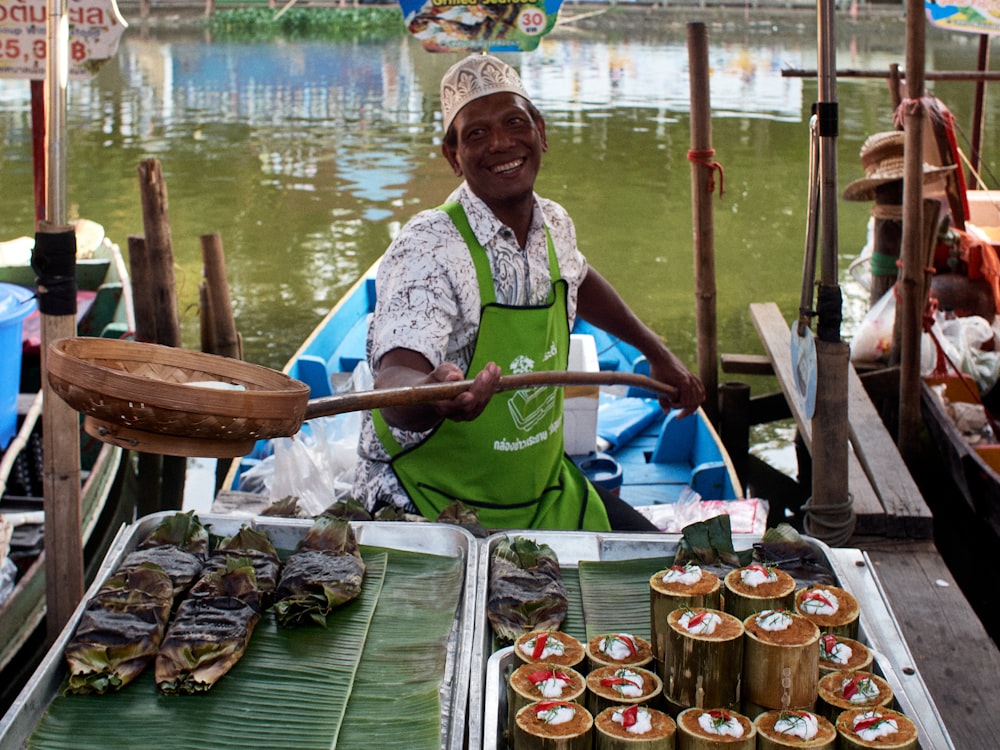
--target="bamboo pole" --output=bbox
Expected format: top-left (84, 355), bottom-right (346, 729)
top-left (39, 0), bottom-right (83, 641)
top-left (898, 0), bottom-right (928, 463)
top-left (968, 35), bottom-right (990, 186)
top-left (200, 233), bottom-right (242, 360)
top-left (687, 22), bottom-right (719, 425)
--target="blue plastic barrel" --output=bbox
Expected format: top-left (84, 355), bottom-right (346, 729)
top-left (0, 283), bottom-right (37, 449)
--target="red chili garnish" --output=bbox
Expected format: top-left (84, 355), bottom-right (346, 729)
top-left (669, 564), bottom-right (687, 573)
top-left (616, 634), bottom-right (637, 655)
top-left (531, 632), bottom-right (549, 660)
top-left (687, 610), bottom-right (707, 627)
top-left (708, 709), bottom-right (729, 719)
top-left (528, 670), bottom-right (571, 686)
top-left (621, 705), bottom-right (639, 728)
top-left (803, 590), bottom-right (834, 609)
top-left (821, 634), bottom-right (839, 656)
top-left (842, 674), bottom-right (864, 700)
top-left (747, 562), bottom-right (769, 575)
top-left (853, 715), bottom-right (885, 733)
top-left (536, 700), bottom-right (574, 714)
top-left (600, 676), bottom-right (640, 690)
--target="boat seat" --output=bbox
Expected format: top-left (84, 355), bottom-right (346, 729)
top-left (295, 355), bottom-right (333, 398)
top-left (336, 315), bottom-right (369, 373)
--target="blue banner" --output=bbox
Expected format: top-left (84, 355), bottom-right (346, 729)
top-left (398, 0), bottom-right (564, 53)
top-left (926, 0), bottom-right (1000, 35)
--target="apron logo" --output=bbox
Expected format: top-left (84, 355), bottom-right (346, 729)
top-left (506, 353), bottom-right (556, 431)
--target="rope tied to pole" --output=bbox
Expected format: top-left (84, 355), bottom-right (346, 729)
top-left (687, 148), bottom-right (725, 197)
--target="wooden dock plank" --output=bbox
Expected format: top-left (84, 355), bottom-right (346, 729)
top-left (749, 302), bottom-right (886, 534)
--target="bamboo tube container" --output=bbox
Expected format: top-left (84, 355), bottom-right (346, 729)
top-left (586, 633), bottom-right (655, 671)
top-left (514, 630), bottom-right (586, 669)
top-left (675, 708), bottom-right (755, 749)
top-left (753, 709), bottom-right (837, 749)
top-left (586, 665), bottom-right (663, 717)
top-left (513, 700), bottom-right (594, 750)
top-left (660, 608), bottom-right (744, 711)
top-left (816, 670), bottom-right (893, 721)
top-left (817, 634), bottom-right (872, 675)
top-left (650, 564), bottom-right (722, 663)
top-left (722, 565), bottom-right (796, 622)
top-left (793, 584), bottom-right (860, 639)
top-left (834, 707), bottom-right (919, 750)
top-left (594, 705), bottom-right (678, 750)
top-left (508, 663), bottom-right (586, 737)
top-left (741, 610), bottom-right (821, 712)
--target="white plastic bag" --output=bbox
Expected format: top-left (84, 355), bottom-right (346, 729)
top-left (850, 288), bottom-right (938, 372)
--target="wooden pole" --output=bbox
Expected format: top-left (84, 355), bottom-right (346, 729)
top-left (135, 159), bottom-right (186, 510)
top-left (687, 22), bottom-right (719, 425)
top-left (200, 233), bottom-right (242, 360)
top-left (38, 0), bottom-right (83, 640)
top-left (968, 35), bottom-right (989, 187)
top-left (898, 0), bottom-right (927, 463)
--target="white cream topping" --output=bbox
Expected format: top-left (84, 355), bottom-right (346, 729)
top-left (698, 711), bottom-right (744, 737)
top-left (799, 588), bottom-right (840, 615)
top-left (756, 609), bottom-right (793, 631)
top-left (535, 675), bottom-right (570, 699)
top-left (607, 669), bottom-right (644, 698)
top-left (600, 634), bottom-right (637, 660)
top-left (740, 564), bottom-right (777, 587)
top-left (852, 710), bottom-right (899, 741)
top-left (774, 711), bottom-right (819, 739)
top-left (662, 563), bottom-right (702, 585)
top-left (843, 675), bottom-right (881, 703)
top-left (536, 704), bottom-right (576, 726)
top-left (613, 707), bottom-right (652, 735)
top-left (820, 638), bottom-right (853, 664)
top-left (678, 609), bottom-right (722, 635)
top-left (520, 636), bottom-right (565, 659)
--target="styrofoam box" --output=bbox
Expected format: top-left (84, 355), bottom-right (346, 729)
top-left (565, 333), bottom-right (599, 456)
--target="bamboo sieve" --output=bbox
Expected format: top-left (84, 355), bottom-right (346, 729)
top-left (46, 337), bottom-right (677, 458)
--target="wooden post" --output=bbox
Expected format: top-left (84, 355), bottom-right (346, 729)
top-left (898, 0), bottom-right (928, 463)
top-left (687, 22), bottom-right (720, 425)
top-left (868, 182), bottom-right (903, 308)
top-left (135, 159), bottom-right (186, 511)
top-left (719, 381), bottom-right (749, 494)
top-left (200, 233), bottom-right (242, 360)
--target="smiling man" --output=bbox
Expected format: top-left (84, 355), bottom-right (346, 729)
top-left (353, 53), bottom-right (704, 530)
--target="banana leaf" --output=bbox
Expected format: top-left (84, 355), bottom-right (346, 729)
top-left (487, 537), bottom-right (568, 642)
top-left (31, 553), bottom-right (389, 749)
top-left (202, 526), bottom-right (282, 605)
top-left (63, 564), bottom-right (174, 695)
top-left (137, 510), bottom-right (210, 556)
top-left (577, 557), bottom-right (672, 641)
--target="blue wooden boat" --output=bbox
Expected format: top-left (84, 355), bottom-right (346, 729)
top-left (222, 258), bottom-right (745, 527)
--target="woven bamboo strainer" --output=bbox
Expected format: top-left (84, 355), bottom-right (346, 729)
top-left (47, 337), bottom-right (678, 458)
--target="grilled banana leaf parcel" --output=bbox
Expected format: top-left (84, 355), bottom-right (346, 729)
top-left (274, 515), bottom-right (365, 627)
top-left (155, 558), bottom-right (262, 695)
top-left (487, 536), bottom-right (568, 642)
top-left (64, 564), bottom-right (174, 695)
top-left (201, 526), bottom-right (281, 607)
top-left (119, 510), bottom-right (210, 598)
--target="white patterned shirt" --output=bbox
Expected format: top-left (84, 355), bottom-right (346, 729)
top-left (353, 183), bottom-right (589, 514)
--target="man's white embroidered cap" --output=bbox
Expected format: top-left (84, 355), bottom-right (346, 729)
top-left (440, 53), bottom-right (531, 134)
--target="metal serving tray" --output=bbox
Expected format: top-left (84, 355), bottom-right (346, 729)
top-left (0, 513), bottom-right (478, 750)
top-left (468, 531), bottom-right (954, 750)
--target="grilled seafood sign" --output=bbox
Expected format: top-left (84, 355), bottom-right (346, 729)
top-left (0, 0), bottom-right (127, 80)
top-left (399, 0), bottom-right (563, 52)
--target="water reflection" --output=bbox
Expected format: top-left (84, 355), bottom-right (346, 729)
top-left (0, 14), bottom-right (996, 383)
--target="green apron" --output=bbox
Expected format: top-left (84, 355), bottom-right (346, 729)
top-left (372, 201), bottom-right (611, 531)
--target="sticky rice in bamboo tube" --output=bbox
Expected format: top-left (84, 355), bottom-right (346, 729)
top-left (741, 610), bottom-right (820, 714)
top-left (586, 665), bottom-right (663, 717)
top-left (508, 663), bottom-right (586, 737)
top-left (675, 708), bottom-right (756, 749)
top-left (793, 584), bottom-right (860, 640)
top-left (816, 670), bottom-right (893, 721)
top-left (659, 608), bottom-right (743, 712)
top-left (586, 633), bottom-right (654, 671)
top-left (649, 563), bottom-right (721, 663)
top-left (753, 709), bottom-right (837, 750)
top-left (594, 705), bottom-right (677, 750)
top-left (834, 707), bottom-right (918, 750)
top-left (722, 564), bottom-right (795, 622)
top-left (817, 634), bottom-right (872, 675)
top-left (514, 699), bottom-right (594, 750)
top-left (514, 630), bottom-right (586, 669)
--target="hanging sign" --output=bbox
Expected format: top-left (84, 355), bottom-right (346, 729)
top-left (399, 0), bottom-right (563, 53)
top-left (925, 0), bottom-right (1000, 35)
top-left (0, 0), bottom-right (127, 80)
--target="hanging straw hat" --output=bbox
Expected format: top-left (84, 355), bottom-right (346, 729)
top-left (842, 130), bottom-right (956, 202)
top-left (440, 53), bottom-right (532, 134)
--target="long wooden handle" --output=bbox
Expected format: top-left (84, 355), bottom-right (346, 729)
top-left (301, 370), bottom-right (677, 421)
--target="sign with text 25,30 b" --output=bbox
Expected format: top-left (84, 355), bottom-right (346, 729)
top-left (398, 0), bottom-right (564, 53)
top-left (0, 0), bottom-right (127, 80)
